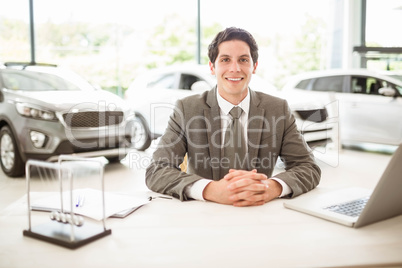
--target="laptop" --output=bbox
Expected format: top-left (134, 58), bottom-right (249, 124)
top-left (283, 144), bottom-right (402, 228)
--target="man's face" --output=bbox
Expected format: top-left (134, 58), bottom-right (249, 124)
top-left (209, 40), bottom-right (258, 104)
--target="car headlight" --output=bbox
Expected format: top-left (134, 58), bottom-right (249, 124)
top-left (16, 103), bottom-right (57, 121)
top-left (296, 108), bottom-right (328, 123)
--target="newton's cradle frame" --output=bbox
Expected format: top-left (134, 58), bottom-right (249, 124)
top-left (23, 155), bottom-right (111, 249)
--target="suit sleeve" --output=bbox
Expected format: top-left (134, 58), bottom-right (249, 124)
top-left (273, 100), bottom-right (321, 197)
top-left (145, 99), bottom-right (204, 201)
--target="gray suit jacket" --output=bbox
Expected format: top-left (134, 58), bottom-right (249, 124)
top-left (146, 87), bottom-right (321, 201)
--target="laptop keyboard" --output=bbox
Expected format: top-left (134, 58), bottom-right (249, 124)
top-left (323, 196), bottom-right (370, 217)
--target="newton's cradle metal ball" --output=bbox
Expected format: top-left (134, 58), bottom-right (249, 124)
top-left (49, 211), bottom-right (84, 226)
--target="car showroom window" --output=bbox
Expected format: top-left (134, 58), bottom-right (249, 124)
top-left (312, 76), bottom-right (343, 92)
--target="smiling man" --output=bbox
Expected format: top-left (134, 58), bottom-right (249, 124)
top-left (210, 39), bottom-right (256, 105)
top-left (146, 27), bottom-right (321, 207)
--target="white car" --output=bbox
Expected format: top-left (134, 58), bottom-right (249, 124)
top-left (125, 64), bottom-right (331, 151)
top-left (282, 69), bottom-right (402, 146)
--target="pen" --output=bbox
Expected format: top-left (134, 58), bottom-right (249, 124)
top-left (148, 196), bottom-right (173, 201)
top-left (75, 194), bottom-right (85, 207)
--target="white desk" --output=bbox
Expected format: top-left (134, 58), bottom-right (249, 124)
top-left (1, 149), bottom-right (401, 268)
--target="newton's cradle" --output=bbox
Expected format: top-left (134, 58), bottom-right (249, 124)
top-left (23, 155), bottom-right (111, 249)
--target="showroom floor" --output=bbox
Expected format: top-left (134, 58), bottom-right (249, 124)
top-left (0, 143), bottom-right (396, 212)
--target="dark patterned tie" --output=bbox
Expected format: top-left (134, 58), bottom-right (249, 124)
top-left (222, 106), bottom-right (246, 174)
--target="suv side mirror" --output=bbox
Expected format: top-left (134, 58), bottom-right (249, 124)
top-left (191, 81), bottom-right (211, 92)
top-left (378, 87), bottom-right (396, 97)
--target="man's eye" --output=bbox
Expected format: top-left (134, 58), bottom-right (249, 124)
top-left (221, 58), bottom-right (230, 62)
top-left (240, 58), bottom-right (249, 63)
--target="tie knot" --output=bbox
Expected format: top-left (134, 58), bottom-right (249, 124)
top-left (229, 106), bottom-right (243, 119)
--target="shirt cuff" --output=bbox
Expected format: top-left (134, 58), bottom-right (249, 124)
top-left (184, 179), bottom-right (212, 201)
top-left (270, 177), bottom-right (292, 197)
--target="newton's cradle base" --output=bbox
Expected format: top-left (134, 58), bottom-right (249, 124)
top-left (23, 220), bottom-right (111, 249)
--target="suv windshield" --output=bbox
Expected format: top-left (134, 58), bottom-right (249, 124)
top-left (1, 69), bottom-right (88, 91)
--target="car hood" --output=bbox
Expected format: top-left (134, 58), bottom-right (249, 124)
top-left (7, 90), bottom-right (129, 112)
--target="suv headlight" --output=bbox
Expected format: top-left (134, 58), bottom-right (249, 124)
top-left (16, 103), bottom-right (57, 121)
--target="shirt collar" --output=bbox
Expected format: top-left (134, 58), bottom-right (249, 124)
top-left (216, 89), bottom-right (250, 116)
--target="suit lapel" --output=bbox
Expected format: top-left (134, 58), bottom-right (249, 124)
top-left (247, 90), bottom-right (265, 165)
top-left (205, 87), bottom-right (222, 180)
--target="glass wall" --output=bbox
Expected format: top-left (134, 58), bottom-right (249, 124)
top-left (0, 0), bottom-right (400, 94)
top-left (365, 0), bottom-right (402, 71)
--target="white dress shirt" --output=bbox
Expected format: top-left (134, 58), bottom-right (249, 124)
top-left (185, 89), bottom-right (292, 201)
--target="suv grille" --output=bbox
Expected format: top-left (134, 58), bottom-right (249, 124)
top-left (62, 111), bottom-right (124, 128)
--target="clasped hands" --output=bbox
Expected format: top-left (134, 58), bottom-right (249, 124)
top-left (203, 169), bottom-right (282, 207)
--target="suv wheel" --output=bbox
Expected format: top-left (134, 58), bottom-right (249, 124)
top-left (131, 116), bottom-right (151, 151)
top-left (0, 126), bottom-right (25, 177)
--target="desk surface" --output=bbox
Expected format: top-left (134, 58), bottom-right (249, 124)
top-left (1, 148), bottom-right (401, 268)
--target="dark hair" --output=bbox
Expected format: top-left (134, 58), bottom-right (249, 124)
top-left (208, 27), bottom-right (259, 65)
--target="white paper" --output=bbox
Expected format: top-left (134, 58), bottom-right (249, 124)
top-left (30, 188), bottom-right (150, 221)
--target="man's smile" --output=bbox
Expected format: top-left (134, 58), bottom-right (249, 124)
top-left (226, 77), bottom-right (243, 81)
